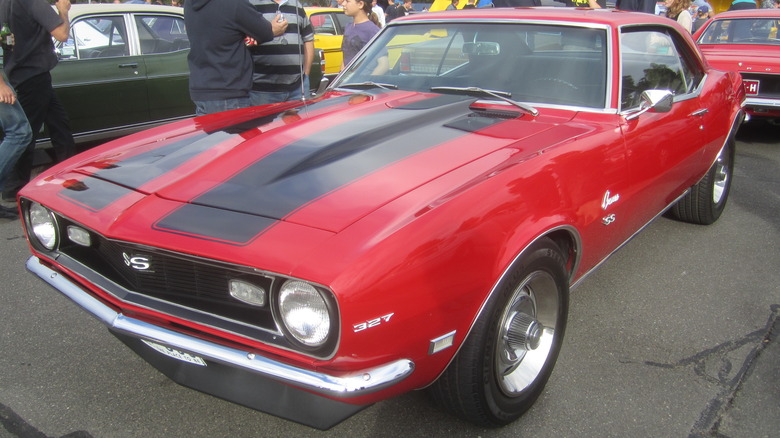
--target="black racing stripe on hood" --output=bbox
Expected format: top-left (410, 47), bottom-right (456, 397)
top-left (56, 175), bottom-right (136, 213)
top-left (56, 99), bottom-right (361, 211)
top-left (153, 94), bottom-right (505, 245)
top-left (150, 203), bottom-right (278, 245)
top-left (209, 93), bottom-right (361, 135)
top-left (58, 131), bottom-right (218, 210)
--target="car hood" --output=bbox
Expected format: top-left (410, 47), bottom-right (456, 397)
top-left (700, 46), bottom-right (779, 73)
top-left (41, 90), bottom-right (578, 244)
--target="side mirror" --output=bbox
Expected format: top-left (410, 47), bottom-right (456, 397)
top-left (315, 77), bottom-right (330, 96)
top-left (625, 90), bottom-right (674, 121)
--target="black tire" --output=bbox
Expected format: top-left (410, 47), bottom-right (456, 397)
top-left (668, 138), bottom-right (734, 225)
top-left (429, 238), bottom-right (569, 427)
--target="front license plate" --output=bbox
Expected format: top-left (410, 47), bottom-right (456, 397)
top-left (142, 340), bottom-right (207, 366)
top-left (743, 79), bottom-right (760, 96)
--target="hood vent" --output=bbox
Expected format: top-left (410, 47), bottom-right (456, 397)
top-left (469, 109), bottom-right (522, 120)
top-left (468, 101), bottom-right (524, 120)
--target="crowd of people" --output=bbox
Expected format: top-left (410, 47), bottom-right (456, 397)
top-left (0, 0), bottom-right (777, 220)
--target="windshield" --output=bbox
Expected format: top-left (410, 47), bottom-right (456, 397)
top-left (698, 18), bottom-right (780, 45)
top-left (333, 22), bottom-right (609, 109)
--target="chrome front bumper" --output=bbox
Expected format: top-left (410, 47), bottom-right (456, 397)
top-left (27, 255), bottom-right (414, 428)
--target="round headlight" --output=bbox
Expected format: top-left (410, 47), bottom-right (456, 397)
top-left (29, 202), bottom-right (58, 250)
top-left (277, 280), bottom-right (331, 347)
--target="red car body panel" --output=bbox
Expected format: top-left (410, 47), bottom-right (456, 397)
top-left (694, 9), bottom-right (780, 119)
top-left (19, 8), bottom-right (745, 429)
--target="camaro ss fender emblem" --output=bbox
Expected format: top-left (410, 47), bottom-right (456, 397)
top-left (601, 190), bottom-right (620, 210)
top-left (353, 313), bottom-right (394, 332)
top-left (123, 252), bottom-right (152, 271)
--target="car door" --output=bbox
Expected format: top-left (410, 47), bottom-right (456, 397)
top-left (309, 10), bottom-right (352, 76)
top-left (52, 13), bottom-right (150, 140)
top-left (618, 26), bottom-right (713, 231)
top-left (133, 13), bottom-right (194, 121)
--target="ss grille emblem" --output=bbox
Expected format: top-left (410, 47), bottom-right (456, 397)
top-left (123, 252), bottom-right (152, 271)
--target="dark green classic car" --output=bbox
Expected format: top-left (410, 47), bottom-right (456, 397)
top-left (50, 4), bottom-right (193, 145)
top-left (46, 4), bottom-right (322, 146)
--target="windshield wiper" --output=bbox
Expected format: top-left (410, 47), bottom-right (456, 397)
top-left (337, 81), bottom-right (399, 91)
top-left (430, 86), bottom-right (539, 116)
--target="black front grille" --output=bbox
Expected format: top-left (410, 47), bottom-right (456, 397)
top-left (56, 216), bottom-right (278, 332)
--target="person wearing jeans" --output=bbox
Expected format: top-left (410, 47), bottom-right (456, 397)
top-left (0, 75), bottom-right (32, 219)
top-left (185, 0), bottom-right (287, 115)
top-left (247, 0), bottom-right (314, 106)
top-left (1, 0), bottom-right (76, 201)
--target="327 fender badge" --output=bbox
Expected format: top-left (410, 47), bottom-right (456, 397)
top-left (353, 313), bottom-right (394, 332)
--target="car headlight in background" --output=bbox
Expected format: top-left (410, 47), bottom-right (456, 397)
top-left (28, 202), bottom-right (58, 250)
top-left (277, 280), bottom-right (332, 347)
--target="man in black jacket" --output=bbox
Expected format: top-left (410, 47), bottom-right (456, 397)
top-left (185, 0), bottom-right (287, 115)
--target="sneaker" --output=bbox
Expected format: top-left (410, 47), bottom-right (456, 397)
top-left (0, 205), bottom-right (19, 219)
top-left (2, 191), bottom-right (18, 203)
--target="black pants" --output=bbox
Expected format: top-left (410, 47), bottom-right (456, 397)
top-left (4, 72), bottom-right (75, 195)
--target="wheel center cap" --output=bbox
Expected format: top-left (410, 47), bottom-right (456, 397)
top-left (507, 313), bottom-right (542, 351)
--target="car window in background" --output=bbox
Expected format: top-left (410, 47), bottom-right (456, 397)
top-left (135, 15), bottom-right (190, 54)
top-left (334, 12), bottom-right (352, 32)
top-left (620, 28), bottom-right (704, 110)
top-left (310, 11), bottom-right (353, 36)
top-left (311, 13), bottom-right (336, 35)
top-left (698, 18), bottom-right (780, 44)
top-left (65, 16), bottom-right (128, 59)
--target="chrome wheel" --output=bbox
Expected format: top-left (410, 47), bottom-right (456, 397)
top-left (495, 270), bottom-right (559, 397)
top-left (712, 148), bottom-right (730, 205)
top-left (429, 237), bottom-right (568, 426)
top-left (667, 137), bottom-right (734, 225)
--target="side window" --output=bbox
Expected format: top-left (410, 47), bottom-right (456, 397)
top-left (311, 13), bottom-right (336, 35)
top-left (334, 13), bottom-right (353, 35)
top-left (66, 16), bottom-right (128, 59)
top-left (620, 28), bottom-right (704, 110)
top-left (136, 15), bottom-right (189, 54)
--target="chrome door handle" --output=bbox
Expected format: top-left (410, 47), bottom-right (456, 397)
top-left (690, 108), bottom-right (709, 117)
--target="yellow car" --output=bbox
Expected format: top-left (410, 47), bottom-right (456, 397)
top-left (306, 7), bottom-right (352, 79)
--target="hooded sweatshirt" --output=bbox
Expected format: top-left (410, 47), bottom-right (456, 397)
top-left (185, 0), bottom-right (275, 101)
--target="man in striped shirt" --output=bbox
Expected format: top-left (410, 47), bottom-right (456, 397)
top-left (248, 0), bottom-right (314, 105)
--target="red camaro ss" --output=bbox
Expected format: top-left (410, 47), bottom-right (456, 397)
top-left (19, 8), bottom-right (744, 430)
top-left (694, 8), bottom-right (780, 121)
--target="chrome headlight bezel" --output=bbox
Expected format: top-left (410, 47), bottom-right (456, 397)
top-left (273, 279), bottom-right (339, 352)
top-left (26, 201), bottom-right (59, 251)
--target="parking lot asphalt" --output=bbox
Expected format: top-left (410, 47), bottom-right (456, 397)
top-left (695, 121), bottom-right (779, 438)
top-left (713, 306), bottom-right (778, 438)
top-left (0, 120), bottom-right (778, 438)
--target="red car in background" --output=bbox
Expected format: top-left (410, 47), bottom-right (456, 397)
top-left (20, 9), bottom-right (744, 430)
top-left (695, 8), bottom-right (780, 121)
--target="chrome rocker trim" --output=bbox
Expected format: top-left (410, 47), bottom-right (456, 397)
top-left (27, 255), bottom-right (413, 401)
